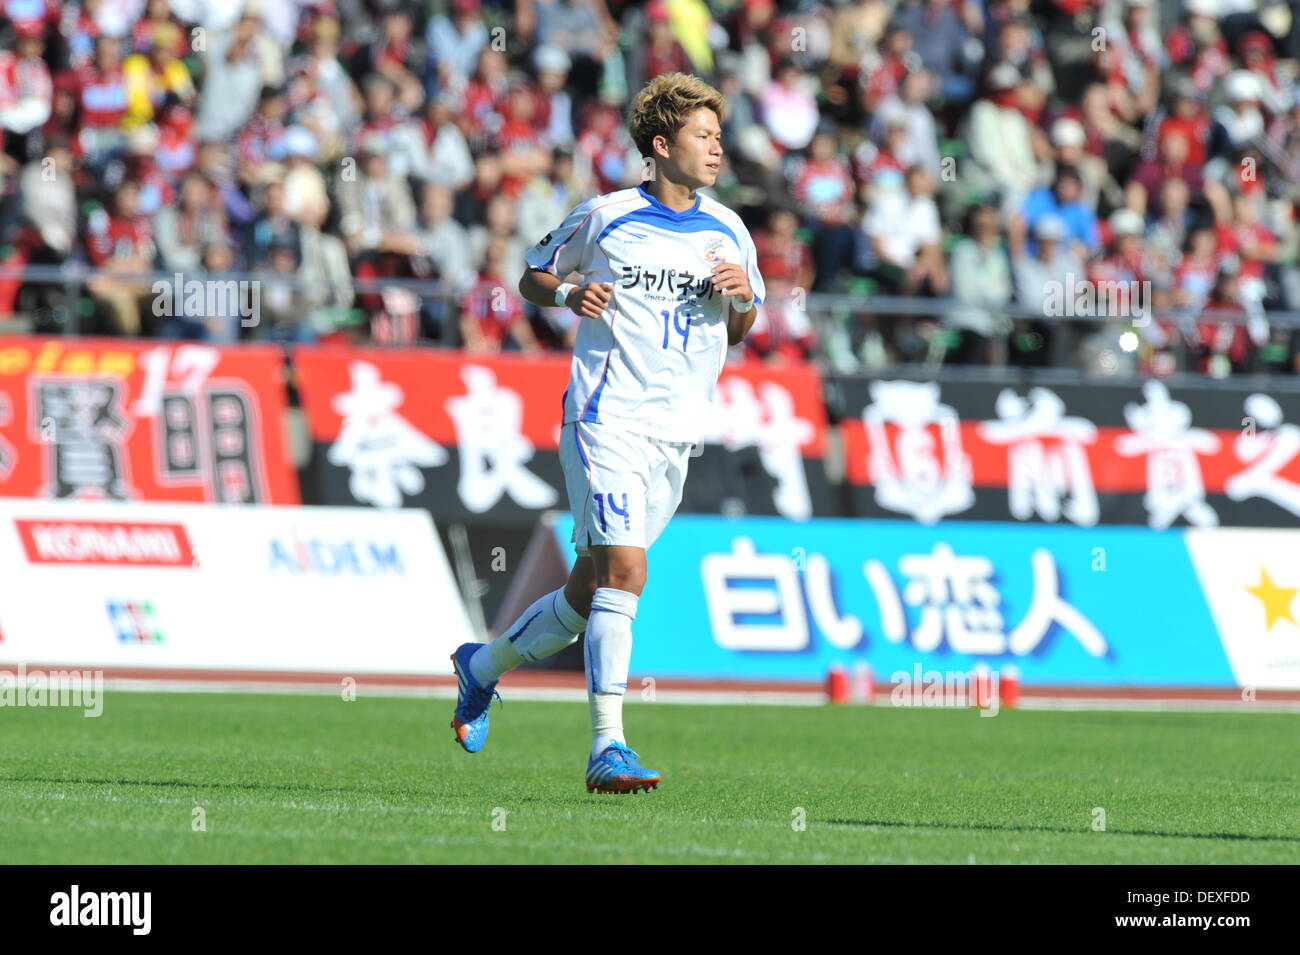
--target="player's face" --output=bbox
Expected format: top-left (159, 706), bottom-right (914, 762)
top-left (668, 109), bottom-right (723, 189)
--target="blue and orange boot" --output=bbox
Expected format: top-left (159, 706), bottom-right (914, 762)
top-left (450, 643), bottom-right (501, 753)
top-left (585, 741), bottom-right (660, 794)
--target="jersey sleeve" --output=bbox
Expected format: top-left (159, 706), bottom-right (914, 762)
top-left (523, 197), bottom-right (599, 279)
top-left (740, 224), bottom-right (766, 305)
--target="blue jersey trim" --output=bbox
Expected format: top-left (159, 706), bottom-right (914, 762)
top-left (574, 423), bottom-right (591, 470)
top-left (581, 361), bottom-right (611, 422)
top-left (596, 205), bottom-right (740, 250)
top-left (635, 182), bottom-right (701, 217)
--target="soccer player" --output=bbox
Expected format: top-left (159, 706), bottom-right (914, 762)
top-left (448, 72), bottom-right (766, 793)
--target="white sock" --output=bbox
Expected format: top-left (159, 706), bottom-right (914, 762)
top-left (590, 694), bottom-right (623, 760)
top-left (584, 587), bottom-right (637, 759)
top-left (469, 587), bottom-right (587, 686)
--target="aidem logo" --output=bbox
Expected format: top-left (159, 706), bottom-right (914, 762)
top-left (50, 886), bottom-right (151, 935)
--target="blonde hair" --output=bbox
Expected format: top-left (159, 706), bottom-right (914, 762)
top-left (627, 72), bottom-right (727, 159)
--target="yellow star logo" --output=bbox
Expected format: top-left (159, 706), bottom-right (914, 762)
top-left (1244, 567), bottom-right (1298, 631)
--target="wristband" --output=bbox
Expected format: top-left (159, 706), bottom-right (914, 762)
top-left (732, 295), bottom-right (755, 313)
top-left (554, 282), bottom-right (577, 308)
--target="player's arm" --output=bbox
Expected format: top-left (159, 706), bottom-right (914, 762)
top-left (711, 261), bottom-right (758, 346)
top-left (518, 267), bottom-right (613, 319)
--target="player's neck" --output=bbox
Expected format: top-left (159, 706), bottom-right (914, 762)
top-left (642, 176), bottom-right (697, 213)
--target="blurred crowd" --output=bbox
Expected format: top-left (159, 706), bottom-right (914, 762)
top-left (3, 0), bottom-right (1300, 376)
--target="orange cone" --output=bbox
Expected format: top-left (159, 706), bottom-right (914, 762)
top-left (826, 663), bottom-right (849, 704)
top-left (1001, 664), bottom-right (1020, 709)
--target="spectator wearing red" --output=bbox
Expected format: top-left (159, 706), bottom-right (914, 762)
top-left (463, 47), bottom-right (510, 154)
top-left (576, 101), bottom-right (633, 194)
top-left (461, 236), bottom-right (541, 354)
top-left (85, 179), bottom-right (155, 335)
top-left (754, 208), bottom-right (814, 291)
top-left (0, 20), bottom-right (54, 162)
top-left (1173, 226), bottom-right (1220, 309)
top-left (1128, 128), bottom-right (1204, 211)
top-left (643, 0), bottom-right (689, 80)
top-left (859, 24), bottom-right (911, 114)
top-left (496, 80), bottom-right (549, 197)
top-left (793, 126), bottom-right (857, 292)
top-left (1088, 207), bottom-right (1149, 317)
top-left (1214, 191), bottom-right (1277, 294)
top-left (62, 0), bottom-right (101, 71)
top-left (1236, 29), bottom-right (1286, 117)
top-left (236, 84), bottom-right (288, 185)
top-left (743, 277), bottom-right (817, 366)
top-left (130, 0), bottom-right (176, 54)
top-left (1, 0), bottom-right (60, 37)
top-left (1165, 0), bottom-right (1230, 95)
top-left (1158, 80), bottom-right (1212, 169)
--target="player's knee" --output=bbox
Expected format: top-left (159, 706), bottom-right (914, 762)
top-left (598, 561), bottom-right (646, 596)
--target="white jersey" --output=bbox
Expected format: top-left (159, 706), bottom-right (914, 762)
top-left (523, 184), bottom-right (766, 445)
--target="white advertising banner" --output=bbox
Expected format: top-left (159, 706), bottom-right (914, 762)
top-left (1183, 527), bottom-right (1300, 690)
top-left (0, 498), bottom-right (472, 674)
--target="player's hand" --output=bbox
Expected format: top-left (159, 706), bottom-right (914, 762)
top-left (566, 282), bottom-right (614, 319)
top-left (710, 262), bottom-right (753, 304)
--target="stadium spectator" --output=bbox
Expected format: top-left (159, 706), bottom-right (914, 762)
top-left (154, 170), bottom-right (228, 272)
top-left (754, 207), bottom-right (814, 293)
top-left (294, 190), bottom-right (355, 341)
top-left (417, 90), bottom-right (475, 189)
top-left (792, 124), bottom-right (857, 292)
top-left (426, 0), bottom-right (489, 95)
top-left (0, 20), bottom-right (54, 166)
top-left (1012, 165), bottom-right (1100, 260)
top-left (743, 278), bottom-right (817, 365)
top-left (862, 164), bottom-right (947, 297)
top-left (253, 237), bottom-right (313, 343)
top-left (947, 203), bottom-right (1013, 363)
top-left (335, 135), bottom-right (417, 259)
top-left (895, 0), bottom-right (977, 107)
top-left (1015, 213), bottom-right (1085, 318)
top-left (84, 178), bottom-right (154, 335)
top-left (760, 58), bottom-right (819, 153)
top-left (122, 20), bottom-right (194, 128)
top-left (461, 235), bottom-right (541, 354)
top-left (965, 62), bottom-right (1048, 214)
top-left (0, 0), bottom-right (1294, 379)
top-left (533, 45), bottom-right (575, 148)
top-left (194, 5), bottom-right (281, 144)
top-left (68, 34), bottom-right (129, 177)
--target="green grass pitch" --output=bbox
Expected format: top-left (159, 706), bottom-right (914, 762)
top-left (1, 691), bottom-right (1297, 863)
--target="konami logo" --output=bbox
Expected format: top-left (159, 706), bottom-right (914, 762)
top-left (15, 519), bottom-right (198, 567)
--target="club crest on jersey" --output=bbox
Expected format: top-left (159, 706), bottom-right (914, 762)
top-left (703, 238), bottom-right (725, 264)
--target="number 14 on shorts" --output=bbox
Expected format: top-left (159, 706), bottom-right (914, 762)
top-left (594, 492), bottom-right (631, 532)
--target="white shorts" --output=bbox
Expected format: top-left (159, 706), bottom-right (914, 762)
top-left (558, 420), bottom-right (693, 556)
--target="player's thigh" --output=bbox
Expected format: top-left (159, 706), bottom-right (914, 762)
top-left (643, 439), bottom-right (693, 551)
top-left (560, 421), bottom-right (653, 553)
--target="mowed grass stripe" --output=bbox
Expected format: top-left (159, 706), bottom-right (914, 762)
top-left (0, 693), bottom-right (1296, 864)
